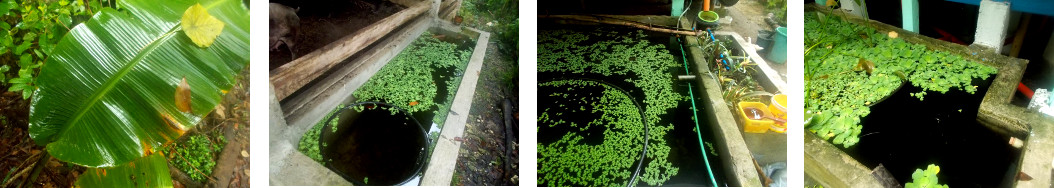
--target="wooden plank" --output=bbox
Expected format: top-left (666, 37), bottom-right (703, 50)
top-left (390, 0), bottom-right (422, 7)
top-left (270, 0), bottom-right (431, 100)
top-left (539, 15), bottom-right (701, 36)
top-left (281, 16), bottom-right (433, 130)
top-left (439, 0), bottom-right (460, 22)
top-left (440, 0), bottom-right (457, 10)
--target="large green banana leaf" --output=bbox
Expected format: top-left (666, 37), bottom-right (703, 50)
top-left (28, 0), bottom-right (248, 168)
top-left (74, 154), bottom-right (173, 187)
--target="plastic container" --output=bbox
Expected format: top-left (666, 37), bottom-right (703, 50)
top-left (697, 11), bottom-right (720, 28)
top-left (769, 94), bottom-right (787, 120)
top-left (737, 102), bottom-right (774, 133)
top-left (768, 94), bottom-right (787, 133)
top-left (767, 27), bottom-right (787, 64)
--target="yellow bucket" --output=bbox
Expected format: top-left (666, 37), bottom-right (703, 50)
top-left (768, 94), bottom-right (787, 133)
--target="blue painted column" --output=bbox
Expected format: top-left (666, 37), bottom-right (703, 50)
top-left (902, 0), bottom-right (919, 32)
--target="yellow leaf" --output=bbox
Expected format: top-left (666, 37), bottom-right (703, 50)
top-left (181, 3), bottom-right (224, 48)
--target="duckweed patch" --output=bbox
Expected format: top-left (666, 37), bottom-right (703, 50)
top-left (538, 80), bottom-right (648, 186)
top-left (353, 31), bottom-right (472, 115)
top-left (538, 29), bottom-right (685, 186)
top-left (298, 104), bottom-right (343, 163)
top-left (804, 12), bottom-right (997, 147)
top-left (167, 133), bottom-right (226, 183)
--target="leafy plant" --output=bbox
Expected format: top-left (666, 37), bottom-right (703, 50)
top-left (905, 164), bottom-right (948, 188)
top-left (167, 133), bottom-right (226, 182)
top-left (803, 11), bottom-right (996, 147)
top-left (457, 0), bottom-right (517, 56)
top-left (765, 0), bottom-right (787, 26)
top-left (697, 32), bottom-right (770, 109)
top-left (75, 154), bottom-right (173, 187)
top-left (0, 0), bottom-right (107, 99)
top-left (26, 0), bottom-right (248, 186)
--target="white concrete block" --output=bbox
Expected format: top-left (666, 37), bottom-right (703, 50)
top-left (973, 0), bottom-right (1011, 51)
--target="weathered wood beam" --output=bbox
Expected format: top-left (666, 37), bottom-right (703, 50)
top-left (270, 0), bottom-right (430, 100)
top-left (539, 15), bottom-right (702, 36)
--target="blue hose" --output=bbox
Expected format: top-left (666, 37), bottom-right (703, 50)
top-left (708, 29), bottom-right (731, 71)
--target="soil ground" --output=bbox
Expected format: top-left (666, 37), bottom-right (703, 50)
top-left (268, 0), bottom-right (404, 70)
top-left (450, 32), bottom-right (520, 186)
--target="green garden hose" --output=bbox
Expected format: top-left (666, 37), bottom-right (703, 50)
top-left (678, 37), bottom-right (719, 186)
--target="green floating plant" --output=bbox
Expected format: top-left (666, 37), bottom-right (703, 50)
top-left (905, 164), bottom-right (948, 188)
top-left (298, 104), bottom-right (344, 163)
top-left (537, 80), bottom-right (649, 187)
top-left (353, 32), bottom-right (472, 115)
top-left (538, 29), bottom-right (684, 186)
top-left (804, 12), bottom-right (997, 148)
top-left (168, 133), bottom-right (226, 183)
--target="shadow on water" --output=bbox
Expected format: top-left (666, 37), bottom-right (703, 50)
top-left (840, 77), bottom-right (1020, 187)
top-left (320, 103), bottom-right (427, 185)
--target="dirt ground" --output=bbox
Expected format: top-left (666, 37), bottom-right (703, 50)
top-left (268, 0), bottom-right (404, 70)
top-left (722, 0), bottom-right (787, 84)
top-left (450, 37), bottom-right (520, 186)
top-left (169, 68), bottom-right (252, 188)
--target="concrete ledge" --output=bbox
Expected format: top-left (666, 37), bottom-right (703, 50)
top-left (712, 31), bottom-right (786, 94)
top-left (684, 26), bottom-right (763, 187)
top-left (421, 25), bottom-right (491, 186)
top-left (804, 133), bottom-right (883, 188)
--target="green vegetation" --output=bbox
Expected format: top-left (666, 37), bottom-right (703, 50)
top-left (538, 29), bottom-right (684, 186)
top-left (765, 0), bottom-right (787, 26)
top-left (0, 0), bottom-right (107, 99)
top-left (167, 133), bottom-right (227, 183)
top-left (22, 0), bottom-right (248, 186)
top-left (353, 32), bottom-right (471, 115)
top-left (697, 32), bottom-right (771, 109)
top-left (905, 164), bottom-right (948, 188)
top-left (458, 0), bottom-right (517, 56)
top-left (804, 12), bottom-right (997, 147)
top-left (537, 80), bottom-right (651, 186)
